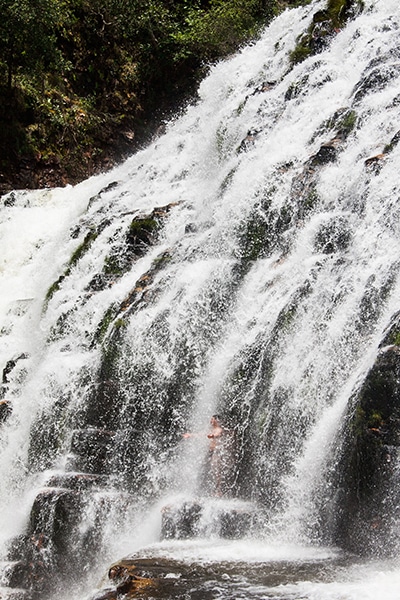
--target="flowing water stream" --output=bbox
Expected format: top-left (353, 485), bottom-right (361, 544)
top-left (1, 0), bottom-right (400, 598)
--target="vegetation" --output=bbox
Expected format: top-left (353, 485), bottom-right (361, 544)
top-left (289, 0), bottom-right (364, 66)
top-left (0, 0), bottom-right (364, 191)
top-left (0, 0), bottom-right (282, 192)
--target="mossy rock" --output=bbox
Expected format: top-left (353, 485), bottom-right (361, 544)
top-left (101, 203), bottom-right (177, 282)
top-left (353, 64), bottom-right (400, 104)
top-left (383, 130), bottom-right (400, 155)
top-left (311, 108), bottom-right (357, 143)
top-left (127, 217), bottom-right (160, 247)
top-left (285, 74), bottom-right (310, 101)
top-left (289, 0), bottom-right (364, 67)
top-left (44, 227), bottom-right (99, 309)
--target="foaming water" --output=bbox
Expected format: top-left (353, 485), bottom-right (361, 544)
top-left (85, 538), bottom-right (400, 600)
top-left (1, 0), bottom-right (400, 598)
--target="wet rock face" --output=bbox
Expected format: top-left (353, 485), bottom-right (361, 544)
top-left (3, 533), bottom-right (57, 596)
top-left (2, 450), bottom-right (119, 597)
top-left (333, 316), bottom-right (400, 556)
top-left (289, 0), bottom-right (364, 66)
top-left (314, 216), bottom-right (352, 255)
top-left (1, 353), bottom-right (29, 399)
top-left (67, 428), bottom-right (116, 474)
top-left (30, 489), bottom-right (82, 544)
top-left (352, 63), bottom-right (400, 104)
top-left (85, 202), bottom-right (178, 294)
top-left (0, 398), bottom-right (12, 422)
top-left (161, 500), bottom-right (256, 540)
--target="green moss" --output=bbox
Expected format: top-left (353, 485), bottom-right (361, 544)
top-left (69, 228), bottom-right (98, 267)
top-left (43, 227), bottom-right (98, 310)
top-left (285, 75), bottom-right (310, 101)
top-left (219, 167), bottom-right (237, 195)
top-left (368, 411), bottom-right (383, 428)
top-left (289, 35), bottom-right (312, 65)
top-left (153, 252), bottom-right (172, 265)
top-left (331, 108), bottom-right (357, 135)
top-left (93, 304), bottom-right (119, 345)
top-left (114, 318), bottom-right (127, 329)
top-left (383, 131), bottom-right (400, 155)
top-left (326, 0), bottom-right (347, 26)
top-left (289, 1), bottom-right (364, 68)
top-left (102, 217), bottom-right (161, 277)
top-left (326, 0), bottom-right (364, 28)
top-left (45, 276), bottom-right (65, 306)
top-left (129, 217), bottom-right (159, 237)
top-left (339, 112), bottom-right (357, 135)
top-left (352, 405), bottom-right (366, 436)
top-left (351, 404), bottom-right (383, 443)
top-left (235, 99), bottom-right (247, 115)
top-left (103, 255), bottom-right (125, 276)
top-left (387, 330), bottom-right (400, 347)
top-left (384, 143), bottom-right (394, 154)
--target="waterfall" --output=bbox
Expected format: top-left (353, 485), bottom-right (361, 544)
top-left (2, 0), bottom-right (400, 598)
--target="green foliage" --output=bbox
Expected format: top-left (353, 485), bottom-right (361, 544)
top-left (173, 0), bottom-right (274, 62)
top-left (0, 0), bottom-right (283, 187)
top-left (0, 0), bottom-right (70, 88)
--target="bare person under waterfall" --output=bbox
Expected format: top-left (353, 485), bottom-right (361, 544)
top-left (183, 415), bottom-right (235, 497)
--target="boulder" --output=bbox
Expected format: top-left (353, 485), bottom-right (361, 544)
top-left (161, 499), bottom-right (256, 540)
top-left (29, 488), bottom-right (82, 558)
top-left (161, 501), bottom-right (202, 539)
top-left (88, 557), bottom-right (193, 600)
top-left (89, 560), bottom-right (166, 600)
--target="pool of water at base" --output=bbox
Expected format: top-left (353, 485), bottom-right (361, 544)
top-left (84, 539), bottom-right (400, 600)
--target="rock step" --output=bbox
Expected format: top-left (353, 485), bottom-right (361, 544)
top-left (29, 488), bottom-right (82, 539)
top-left (161, 500), bottom-right (257, 540)
top-left (4, 482), bottom-right (133, 597)
top-left (1, 431), bottom-right (119, 599)
top-left (43, 472), bottom-right (108, 491)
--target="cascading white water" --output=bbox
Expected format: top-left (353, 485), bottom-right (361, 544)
top-left (1, 0), bottom-right (400, 598)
